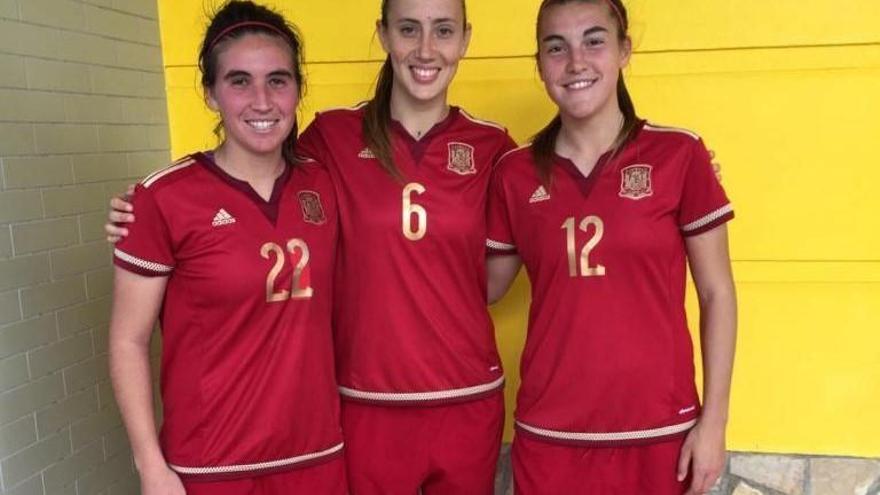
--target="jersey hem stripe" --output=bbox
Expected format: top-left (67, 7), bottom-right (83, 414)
top-left (487, 239), bottom-right (516, 251)
top-left (168, 442), bottom-right (344, 478)
top-left (114, 248), bottom-right (173, 274)
top-left (681, 204), bottom-right (734, 233)
top-left (515, 418), bottom-right (697, 445)
top-left (338, 376), bottom-right (504, 404)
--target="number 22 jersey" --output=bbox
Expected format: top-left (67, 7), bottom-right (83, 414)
top-left (113, 153), bottom-right (343, 480)
top-left (487, 122), bottom-right (734, 446)
top-left (297, 105), bottom-right (517, 405)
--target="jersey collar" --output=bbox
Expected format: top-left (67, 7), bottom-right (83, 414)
top-left (389, 106), bottom-right (461, 165)
top-left (193, 151), bottom-right (292, 226)
top-left (554, 119), bottom-right (646, 198)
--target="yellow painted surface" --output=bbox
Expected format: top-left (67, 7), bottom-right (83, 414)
top-left (157, 0), bottom-right (880, 457)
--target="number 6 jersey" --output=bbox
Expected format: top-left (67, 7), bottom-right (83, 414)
top-left (487, 121), bottom-right (734, 446)
top-left (297, 105), bottom-right (516, 405)
top-left (113, 153), bottom-right (343, 480)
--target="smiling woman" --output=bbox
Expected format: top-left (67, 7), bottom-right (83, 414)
top-left (485, 1), bottom-right (737, 494)
top-left (107, 2), bottom-right (347, 494)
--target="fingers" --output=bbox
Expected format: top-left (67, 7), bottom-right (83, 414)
top-left (125, 183), bottom-right (135, 198)
top-left (109, 211), bottom-right (134, 224)
top-left (687, 462), bottom-right (723, 494)
top-left (104, 224), bottom-right (128, 244)
top-left (677, 438), bottom-right (693, 482)
top-left (110, 196), bottom-right (133, 213)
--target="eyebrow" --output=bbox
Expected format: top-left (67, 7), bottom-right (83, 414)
top-left (541, 26), bottom-right (609, 43)
top-left (397, 17), bottom-right (458, 25)
top-left (222, 69), bottom-right (294, 80)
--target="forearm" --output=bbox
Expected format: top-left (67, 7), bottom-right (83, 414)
top-left (110, 337), bottom-right (166, 473)
top-left (487, 254), bottom-right (522, 305)
top-left (697, 286), bottom-right (737, 426)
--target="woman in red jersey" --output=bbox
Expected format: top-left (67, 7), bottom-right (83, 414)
top-left (108, 2), bottom-right (346, 494)
top-left (486, 1), bottom-right (736, 494)
top-left (109, 0), bottom-right (513, 493)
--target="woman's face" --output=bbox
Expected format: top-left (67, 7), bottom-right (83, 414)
top-left (206, 33), bottom-right (299, 159)
top-left (379, 0), bottom-right (471, 108)
top-left (537, 1), bottom-right (630, 122)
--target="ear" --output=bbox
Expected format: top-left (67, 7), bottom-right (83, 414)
top-left (619, 36), bottom-right (632, 69)
top-left (460, 22), bottom-right (473, 58)
top-left (205, 86), bottom-right (219, 112)
top-left (377, 19), bottom-right (390, 53)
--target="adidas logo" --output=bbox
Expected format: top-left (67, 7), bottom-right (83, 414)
top-left (529, 186), bottom-right (550, 203)
top-left (358, 147), bottom-right (376, 159)
top-left (211, 208), bottom-right (236, 227)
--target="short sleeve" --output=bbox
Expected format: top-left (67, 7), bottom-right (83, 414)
top-left (113, 184), bottom-right (175, 276)
top-left (678, 139), bottom-right (734, 236)
top-left (486, 168), bottom-right (517, 255)
top-left (295, 117), bottom-right (328, 164)
top-left (492, 134), bottom-right (518, 166)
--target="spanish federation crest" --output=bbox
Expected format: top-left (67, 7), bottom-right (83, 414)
top-left (447, 142), bottom-right (476, 175)
top-left (297, 190), bottom-right (326, 225)
top-left (619, 164), bottom-right (653, 200)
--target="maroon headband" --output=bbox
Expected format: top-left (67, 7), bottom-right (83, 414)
top-left (206, 21), bottom-right (288, 52)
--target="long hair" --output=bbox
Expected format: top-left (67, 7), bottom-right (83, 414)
top-left (199, 0), bottom-right (306, 165)
top-left (531, 0), bottom-right (637, 188)
top-left (362, 0), bottom-right (468, 180)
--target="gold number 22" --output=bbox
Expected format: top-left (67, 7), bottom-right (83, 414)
top-left (562, 216), bottom-right (606, 278)
top-left (261, 239), bottom-right (314, 303)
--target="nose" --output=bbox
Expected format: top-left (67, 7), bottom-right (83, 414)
top-left (417, 32), bottom-right (434, 60)
top-left (251, 83), bottom-right (271, 111)
top-left (566, 46), bottom-right (588, 74)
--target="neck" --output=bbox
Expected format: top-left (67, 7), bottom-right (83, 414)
top-left (389, 85), bottom-right (450, 140)
top-left (555, 99), bottom-right (626, 177)
top-left (213, 144), bottom-right (284, 200)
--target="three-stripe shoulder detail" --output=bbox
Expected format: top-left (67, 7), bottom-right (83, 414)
top-left (317, 101), bottom-right (368, 115)
top-left (141, 157), bottom-right (196, 188)
top-left (642, 123), bottom-right (700, 141)
top-left (459, 109), bottom-right (507, 132)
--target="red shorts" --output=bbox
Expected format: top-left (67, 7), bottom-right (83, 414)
top-left (512, 433), bottom-right (689, 495)
top-left (182, 456), bottom-right (348, 495)
top-left (341, 393), bottom-right (504, 495)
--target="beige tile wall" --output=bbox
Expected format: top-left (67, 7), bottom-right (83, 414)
top-left (0, 1), bottom-right (169, 493)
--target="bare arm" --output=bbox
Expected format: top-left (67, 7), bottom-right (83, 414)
top-left (677, 225), bottom-right (737, 494)
top-left (105, 184), bottom-right (135, 242)
top-left (487, 254), bottom-right (522, 305)
top-left (109, 268), bottom-right (184, 494)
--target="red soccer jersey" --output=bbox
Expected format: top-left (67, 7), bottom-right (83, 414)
top-left (114, 153), bottom-right (343, 480)
top-left (297, 104), bottom-right (516, 405)
top-left (487, 122), bottom-right (734, 446)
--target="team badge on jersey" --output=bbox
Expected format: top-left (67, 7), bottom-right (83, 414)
top-left (297, 191), bottom-right (326, 225)
top-left (619, 164), bottom-right (653, 200)
top-left (447, 142), bottom-right (476, 175)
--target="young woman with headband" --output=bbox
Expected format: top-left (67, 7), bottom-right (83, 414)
top-left (109, 0), bottom-right (513, 492)
top-left (486, 0), bottom-right (736, 493)
top-left (108, 2), bottom-right (346, 493)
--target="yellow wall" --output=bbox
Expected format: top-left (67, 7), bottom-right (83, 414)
top-left (156, 0), bottom-right (880, 457)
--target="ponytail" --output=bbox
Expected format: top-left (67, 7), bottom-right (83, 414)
top-left (362, 57), bottom-right (404, 181)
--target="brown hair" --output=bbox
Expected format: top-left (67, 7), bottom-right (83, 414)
top-left (531, 0), bottom-right (637, 187)
top-left (199, 1), bottom-right (306, 165)
top-left (362, 0), bottom-right (468, 180)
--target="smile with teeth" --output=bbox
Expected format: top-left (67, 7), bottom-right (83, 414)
top-left (411, 66), bottom-right (441, 82)
top-left (246, 119), bottom-right (279, 131)
top-left (564, 78), bottom-right (598, 90)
